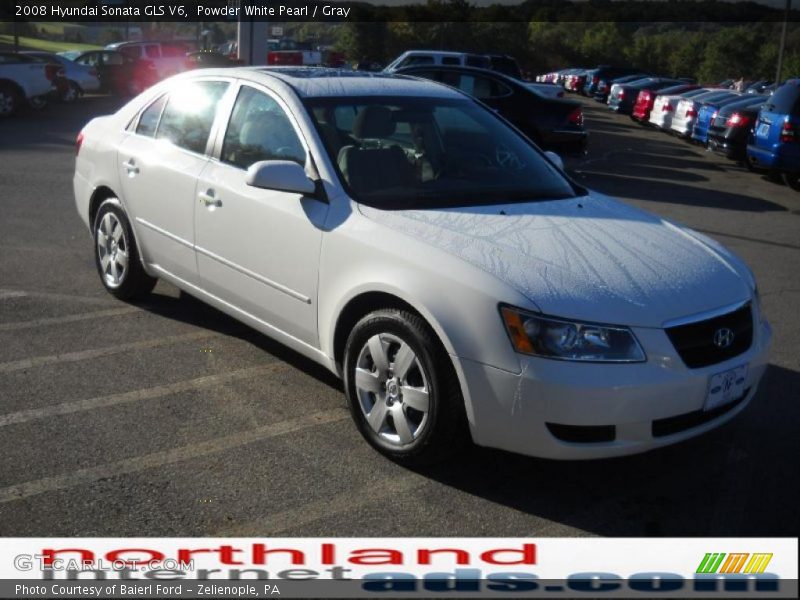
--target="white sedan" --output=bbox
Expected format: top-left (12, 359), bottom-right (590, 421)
top-left (74, 68), bottom-right (771, 463)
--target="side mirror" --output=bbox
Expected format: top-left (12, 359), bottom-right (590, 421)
top-left (544, 150), bottom-right (564, 170)
top-left (245, 160), bottom-right (316, 195)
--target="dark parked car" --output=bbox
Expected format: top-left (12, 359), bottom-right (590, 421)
top-left (593, 73), bottom-right (649, 102)
top-left (486, 54), bottom-right (522, 79)
top-left (747, 79), bottom-right (800, 189)
top-left (583, 65), bottom-right (642, 97)
top-left (690, 94), bottom-right (749, 145)
top-left (707, 96), bottom-right (766, 160)
top-left (397, 65), bottom-right (587, 155)
top-left (71, 50), bottom-right (157, 96)
top-left (608, 77), bottom-right (682, 115)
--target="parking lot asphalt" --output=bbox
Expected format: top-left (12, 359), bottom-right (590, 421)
top-left (0, 95), bottom-right (797, 539)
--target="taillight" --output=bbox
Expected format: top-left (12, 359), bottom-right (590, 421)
top-left (662, 102), bottom-right (673, 112)
top-left (592, 75), bottom-right (599, 85)
top-left (686, 106), bottom-right (697, 118)
top-left (568, 107), bottom-right (583, 126)
top-left (76, 131), bottom-right (84, 156)
top-left (618, 89), bottom-right (625, 99)
top-left (780, 120), bottom-right (796, 143)
top-left (726, 112), bottom-right (750, 128)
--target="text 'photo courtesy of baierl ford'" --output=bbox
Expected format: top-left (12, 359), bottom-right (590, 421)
top-left (0, 1), bottom-right (798, 599)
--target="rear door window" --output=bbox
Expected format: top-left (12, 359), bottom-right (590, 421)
top-left (156, 81), bottom-right (229, 154)
top-left (465, 55), bottom-right (490, 68)
top-left (400, 55), bottom-right (434, 68)
top-left (119, 46), bottom-right (141, 59)
top-left (136, 95), bottom-right (167, 137)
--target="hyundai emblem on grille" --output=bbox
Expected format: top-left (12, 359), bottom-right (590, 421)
top-left (713, 327), bottom-right (735, 349)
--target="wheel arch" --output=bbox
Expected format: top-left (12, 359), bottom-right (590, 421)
top-left (330, 288), bottom-right (477, 441)
top-left (0, 78), bottom-right (25, 96)
top-left (88, 188), bottom-right (152, 274)
top-left (88, 186), bottom-right (119, 227)
top-left (332, 289), bottom-right (463, 366)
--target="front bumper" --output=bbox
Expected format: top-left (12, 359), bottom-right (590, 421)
top-left (456, 318), bottom-right (772, 460)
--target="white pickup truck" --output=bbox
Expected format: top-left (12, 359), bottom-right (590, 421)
top-left (0, 52), bottom-right (56, 116)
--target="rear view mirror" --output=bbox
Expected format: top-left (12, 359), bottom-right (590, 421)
top-left (544, 150), bottom-right (564, 170)
top-left (245, 160), bottom-right (316, 195)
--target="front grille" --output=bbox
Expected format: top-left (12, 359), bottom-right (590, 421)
top-left (652, 388), bottom-right (750, 437)
top-left (665, 304), bottom-right (753, 368)
top-left (546, 423), bottom-right (616, 443)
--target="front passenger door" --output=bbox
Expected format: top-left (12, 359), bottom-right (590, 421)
top-left (195, 84), bottom-right (328, 346)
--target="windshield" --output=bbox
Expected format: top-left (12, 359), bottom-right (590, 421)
top-left (304, 96), bottom-right (578, 209)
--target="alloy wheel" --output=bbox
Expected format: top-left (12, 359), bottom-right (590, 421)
top-left (354, 333), bottom-right (430, 446)
top-left (96, 212), bottom-right (129, 288)
top-left (0, 91), bottom-right (14, 116)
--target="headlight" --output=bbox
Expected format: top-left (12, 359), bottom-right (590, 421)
top-left (500, 306), bottom-right (646, 362)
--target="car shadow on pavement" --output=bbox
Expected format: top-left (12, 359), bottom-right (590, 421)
top-left (410, 363), bottom-right (800, 537)
top-left (133, 290), bottom-right (344, 392)
top-left (575, 171), bottom-right (788, 212)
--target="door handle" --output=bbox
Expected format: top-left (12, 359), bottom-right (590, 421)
top-left (198, 190), bottom-right (222, 208)
top-left (122, 159), bottom-right (139, 175)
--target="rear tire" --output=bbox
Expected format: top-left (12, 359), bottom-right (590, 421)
top-left (343, 309), bottom-right (469, 465)
top-left (93, 199), bottom-right (157, 300)
top-left (782, 172), bottom-right (800, 191)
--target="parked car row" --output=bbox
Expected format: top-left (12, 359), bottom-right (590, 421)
top-left (568, 67), bottom-right (800, 193)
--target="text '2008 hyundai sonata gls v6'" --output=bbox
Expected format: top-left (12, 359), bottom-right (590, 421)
top-left (74, 68), bottom-right (772, 464)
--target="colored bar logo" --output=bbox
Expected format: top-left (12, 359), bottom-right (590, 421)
top-left (696, 552), bottom-right (773, 574)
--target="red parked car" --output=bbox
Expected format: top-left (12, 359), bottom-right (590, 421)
top-left (632, 83), bottom-right (698, 123)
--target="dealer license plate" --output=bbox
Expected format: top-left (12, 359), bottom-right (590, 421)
top-left (704, 364), bottom-right (748, 412)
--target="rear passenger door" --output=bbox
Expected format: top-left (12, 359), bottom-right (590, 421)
top-left (117, 79), bottom-right (230, 284)
top-left (194, 83), bottom-right (327, 346)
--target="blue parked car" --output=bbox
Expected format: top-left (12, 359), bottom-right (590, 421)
top-left (747, 79), bottom-right (800, 190)
top-left (690, 94), bottom-right (745, 145)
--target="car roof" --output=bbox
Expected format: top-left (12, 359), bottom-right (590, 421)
top-left (397, 50), bottom-right (482, 57)
top-left (397, 63), bottom-right (517, 81)
top-left (194, 67), bottom-right (466, 99)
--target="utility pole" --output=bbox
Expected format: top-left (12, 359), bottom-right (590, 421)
top-left (776, 0), bottom-right (792, 85)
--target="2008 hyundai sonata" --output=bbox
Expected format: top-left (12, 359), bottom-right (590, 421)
top-left (74, 67), bottom-right (771, 463)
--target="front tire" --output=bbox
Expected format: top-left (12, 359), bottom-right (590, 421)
top-left (62, 81), bottom-right (80, 103)
top-left (93, 200), bottom-right (156, 300)
top-left (28, 95), bottom-right (48, 111)
top-left (343, 309), bottom-right (468, 465)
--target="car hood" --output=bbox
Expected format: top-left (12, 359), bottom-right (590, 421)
top-left (359, 193), bottom-right (751, 327)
